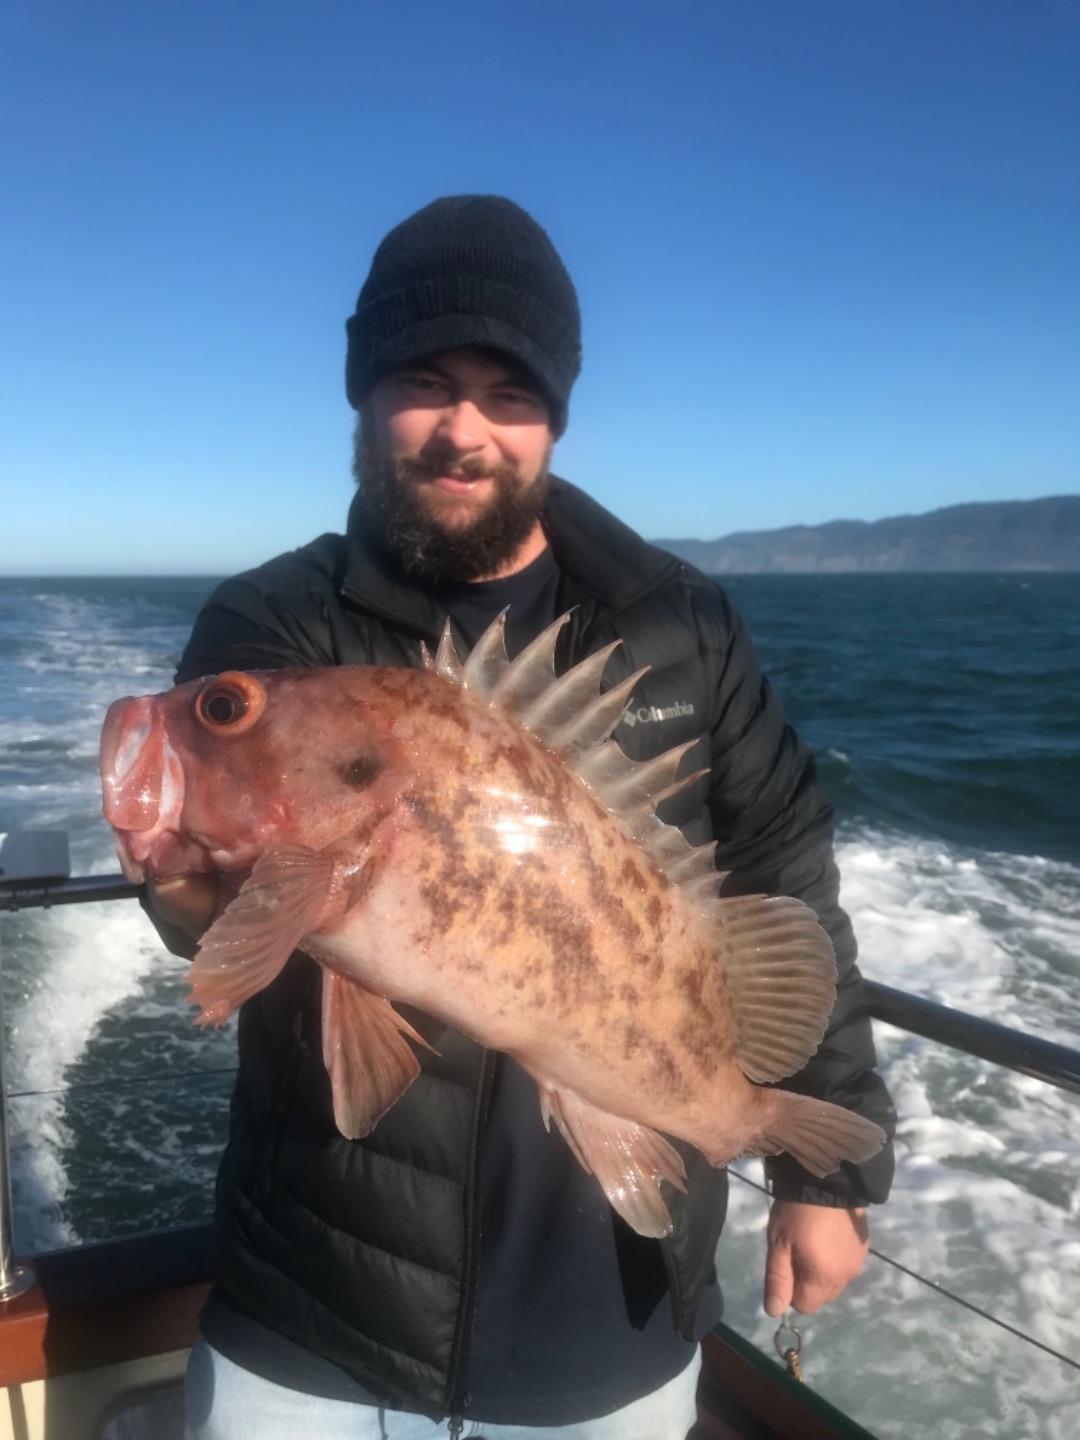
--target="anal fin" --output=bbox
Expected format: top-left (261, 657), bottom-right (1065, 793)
top-left (321, 970), bottom-right (436, 1140)
top-left (539, 1084), bottom-right (687, 1239)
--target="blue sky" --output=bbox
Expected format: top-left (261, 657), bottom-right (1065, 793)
top-left (2, 1), bottom-right (1078, 574)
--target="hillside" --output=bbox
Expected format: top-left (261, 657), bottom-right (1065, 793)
top-left (654, 495), bottom-right (1080, 573)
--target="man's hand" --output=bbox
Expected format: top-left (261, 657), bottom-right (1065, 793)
top-left (147, 873), bottom-right (223, 940)
top-left (763, 1200), bottom-right (870, 1316)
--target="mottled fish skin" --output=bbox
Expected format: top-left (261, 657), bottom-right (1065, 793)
top-left (101, 638), bottom-right (885, 1235)
top-left (298, 671), bottom-right (750, 1160)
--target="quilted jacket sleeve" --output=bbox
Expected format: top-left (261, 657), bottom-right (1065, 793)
top-left (702, 585), bottom-right (896, 1207)
top-left (175, 557), bottom-right (338, 684)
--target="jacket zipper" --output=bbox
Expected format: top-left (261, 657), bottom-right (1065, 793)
top-left (659, 1234), bottom-right (695, 1342)
top-left (446, 1048), bottom-right (497, 1437)
top-left (253, 1001), bottom-right (308, 1204)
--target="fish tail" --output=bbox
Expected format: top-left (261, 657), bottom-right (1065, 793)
top-left (748, 1089), bottom-right (886, 1178)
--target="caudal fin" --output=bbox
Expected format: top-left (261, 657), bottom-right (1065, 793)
top-left (749, 1090), bottom-right (886, 1178)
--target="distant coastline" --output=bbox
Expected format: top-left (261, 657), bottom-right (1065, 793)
top-left (654, 495), bottom-right (1080, 574)
top-left (3, 496), bottom-right (1079, 579)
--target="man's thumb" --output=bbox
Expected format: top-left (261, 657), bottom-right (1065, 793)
top-left (146, 873), bottom-right (221, 940)
top-left (764, 1242), bottom-right (794, 1317)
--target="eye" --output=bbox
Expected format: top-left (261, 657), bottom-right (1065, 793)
top-left (199, 684), bottom-right (247, 726)
top-left (491, 389), bottom-right (547, 419)
top-left (397, 373), bottom-right (452, 404)
top-left (195, 672), bottom-right (266, 734)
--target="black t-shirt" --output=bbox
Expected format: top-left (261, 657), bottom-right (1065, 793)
top-left (203, 546), bottom-right (717, 1424)
top-left (432, 544), bottom-right (563, 662)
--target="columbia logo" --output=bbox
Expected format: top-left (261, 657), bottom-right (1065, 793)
top-left (622, 700), bottom-right (696, 728)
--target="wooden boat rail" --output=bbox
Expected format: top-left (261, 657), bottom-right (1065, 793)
top-left (3, 851), bottom-right (1079, 1438)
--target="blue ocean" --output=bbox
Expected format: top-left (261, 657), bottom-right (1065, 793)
top-left (1, 572), bottom-right (1078, 1439)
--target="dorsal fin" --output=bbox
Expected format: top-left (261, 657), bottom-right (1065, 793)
top-left (490, 613), bottom-right (571, 715)
top-left (444, 608), bottom-right (836, 1083)
top-left (440, 608), bottom-right (717, 894)
top-left (544, 667), bottom-right (651, 758)
top-left (433, 622), bottom-right (465, 683)
top-left (462, 608), bottom-right (511, 694)
top-left (519, 643), bottom-right (628, 739)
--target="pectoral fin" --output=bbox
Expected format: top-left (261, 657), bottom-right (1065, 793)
top-left (538, 1084), bottom-right (687, 1239)
top-left (187, 845), bottom-right (338, 1026)
top-left (321, 970), bottom-right (436, 1140)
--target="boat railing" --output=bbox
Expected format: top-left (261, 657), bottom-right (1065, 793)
top-left (2, 835), bottom-right (1079, 1418)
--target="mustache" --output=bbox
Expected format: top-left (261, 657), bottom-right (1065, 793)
top-left (351, 423), bottom-right (551, 583)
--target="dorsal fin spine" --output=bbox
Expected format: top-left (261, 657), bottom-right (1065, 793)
top-left (462, 608), bottom-right (511, 694)
top-left (600, 741), bottom-right (699, 807)
top-left (458, 609), bottom-right (723, 895)
top-left (489, 613), bottom-right (571, 713)
top-left (545, 669), bottom-right (648, 755)
top-left (519, 643), bottom-right (624, 736)
top-left (434, 622), bottom-right (465, 682)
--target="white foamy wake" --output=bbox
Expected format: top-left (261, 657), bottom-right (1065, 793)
top-left (837, 831), bottom-right (1080, 1045)
top-left (718, 828), bottom-right (1080, 1440)
top-left (4, 902), bottom-right (175, 1253)
top-left (1, 583), bottom-right (187, 1252)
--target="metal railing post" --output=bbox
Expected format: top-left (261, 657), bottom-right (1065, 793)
top-left (0, 834), bottom-right (61, 1302)
top-left (0, 941), bottom-right (34, 1301)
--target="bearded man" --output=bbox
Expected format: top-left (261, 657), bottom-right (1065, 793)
top-left (149, 195), bottom-right (895, 1439)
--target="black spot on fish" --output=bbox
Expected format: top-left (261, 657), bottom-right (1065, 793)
top-left (676, 964), bottom-right (704, 1006)
top-left (680, 1014), bottom-right (722, 1078)
top-left (619, 857), bottom-right (647, 892)
top-left (340, 754), bottom-right (384, 789)
top-left (649, 1041), bottom-right (686, 1096)
top-left (622, 1020), bottom-right (647, 1059)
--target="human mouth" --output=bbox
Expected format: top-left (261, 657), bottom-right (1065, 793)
top-left (432, 474), bottom-right (493, 495)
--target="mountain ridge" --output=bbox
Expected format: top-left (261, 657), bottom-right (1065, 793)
top-left (653, 495), bottom-right (1080, 573)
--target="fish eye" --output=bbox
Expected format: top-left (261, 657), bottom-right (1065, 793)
top-left (200, 684), bottom-right (247, 726)
top-left (195, 673), bottom-right (266, 734)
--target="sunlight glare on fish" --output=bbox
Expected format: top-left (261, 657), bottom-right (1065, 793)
top-left (491, 813), bottom-right (551, 856)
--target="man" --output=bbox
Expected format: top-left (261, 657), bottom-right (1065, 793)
top-left (150, 195), bottom-right (895, 1438)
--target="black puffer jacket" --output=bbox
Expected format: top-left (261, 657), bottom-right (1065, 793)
top-left (175, 478), bottom-right (895, 1416)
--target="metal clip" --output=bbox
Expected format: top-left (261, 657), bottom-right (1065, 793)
top-left (773, 1311), bottom-right (804, 1381)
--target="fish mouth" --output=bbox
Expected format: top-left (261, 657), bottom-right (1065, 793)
top-left (100, 695), bottom-right (187, 883)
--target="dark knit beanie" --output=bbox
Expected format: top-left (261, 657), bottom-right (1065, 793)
top-left (345, 195), bottom-right (582, 435)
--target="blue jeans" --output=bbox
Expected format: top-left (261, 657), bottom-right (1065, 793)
top-left (184, 1338), bottom-right (702, 1439)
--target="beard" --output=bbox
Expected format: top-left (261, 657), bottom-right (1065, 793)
top-left (352, 423), bottom-right (551, 584)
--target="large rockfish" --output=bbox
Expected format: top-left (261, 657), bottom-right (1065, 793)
top-left (100, 612), bottom-right (884, 1236)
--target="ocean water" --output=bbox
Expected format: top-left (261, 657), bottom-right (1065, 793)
top-left (1, 571), bottom-right (1078, 1438)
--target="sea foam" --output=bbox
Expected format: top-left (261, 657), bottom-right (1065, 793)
top-left (717, 827), bottom-right (1080, 1438)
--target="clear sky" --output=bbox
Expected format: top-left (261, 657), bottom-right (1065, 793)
top-left (2, 1), bottom-right (1078, 574)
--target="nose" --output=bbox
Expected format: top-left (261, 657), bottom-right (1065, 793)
top-left (433, 398), bottom-right (486, 454)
